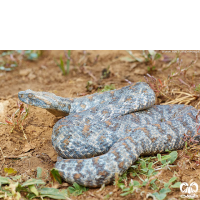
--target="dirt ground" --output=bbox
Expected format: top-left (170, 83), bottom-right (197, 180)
top-left (0, 50), bottom-right (200, 200)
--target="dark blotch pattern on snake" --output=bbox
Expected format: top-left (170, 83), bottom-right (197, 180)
top-left (18, 82), bottom-right (200, 187)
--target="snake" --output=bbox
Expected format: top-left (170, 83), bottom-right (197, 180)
top-left (18, 82), bottom-right (200, 188)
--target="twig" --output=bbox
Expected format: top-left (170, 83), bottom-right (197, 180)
top-left (0, 147), bottom-right (5, 170)
top-left (172, 91), bottom-right (197, 97)
top-left (80, 66), bottom-right (98, 82)
top-left (0, 152), bottom-right (31, 161)
top-left (124, 79), bottom-right (132, 84)
top-left (162, 96), bottom-right (196, 105)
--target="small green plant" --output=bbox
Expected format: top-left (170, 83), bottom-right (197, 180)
top-left (116, 151), bottom-right (180, 199)
top-left (100, 84), bottom-right (115, 92)
top-left (120, 180), bottom-right (141, 196)
top-left (55, 50), bottom-right (71, 75)
top-left (66, 50), bottom-right (71, 75)
top-left (0, 176), bottom-right (69, 200)
top-left (120, 50), bottom-right (161, 67)
top-left (86, 81), bottom-right (95, 92)
top-left (101, 66), bottom-right (111, 79)
top-left (51, 169), bottom-right (88, 197)
top-left (67, 182), bottom-right (88, 196)
top-left (0, 51), bottom-right (18, 71)
top-left (147, 66), bottom-right (156, 71)
top-left (50, 168), bottom-right (62, 184)
top-left (0, 61), bottom-right (18, 71)
top-left (151, 177), bottom-right (181, 200)
top-left (124, 50), bottom-right (144, 62)
top-left (143, 50), bottom-right (161, 72)
top-left (0, 101), bottom-right (29, 140)
top-left (143, 50), bottom-right (161, 62)
top-left (0, 50), bottom-right (41, 71)
top-left (195, 84), bottom-right (200, 92)
top-left (17, 50), bottom-right (41, 61)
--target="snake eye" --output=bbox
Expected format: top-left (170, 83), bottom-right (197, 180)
top-left (28, 93), bottom-right (34, 98)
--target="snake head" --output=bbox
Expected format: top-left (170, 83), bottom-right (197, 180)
top-left (18, 89), bottom-right (72, 117)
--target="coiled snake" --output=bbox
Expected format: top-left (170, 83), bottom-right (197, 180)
top-left (18, 82), bottom-right (200, 187)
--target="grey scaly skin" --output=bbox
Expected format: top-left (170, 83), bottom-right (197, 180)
top-left (18, 82), bottom-right (200, 187)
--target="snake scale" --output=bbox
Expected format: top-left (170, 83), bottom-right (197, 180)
top-left (18, 82), bottom-right (200, 187)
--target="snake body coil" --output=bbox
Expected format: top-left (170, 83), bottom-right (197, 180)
top-left (18, 82), bottom-right (200, 187)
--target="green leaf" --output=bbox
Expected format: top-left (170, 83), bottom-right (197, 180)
top-left (168, 177), bottom-right (177, 183)
top-left (37, 167), bottom-right (43, 179)
top-left (132, 181), bottom-right (140, 186)
top-left (141, 168), bottom-right (148, 173)
top-left (55, 57), bottom-right (66, 75)
top-left (150, 179), bottom-right (158, 190)
top-left (167, 151), bottom-right (178, 164)
top-left (26, 193), bottom-right (36, 200)
top-left (157, 154), bottom-right (161, 161)
top-left (122, 187), bottom-right (131, 192)
top-left (148, 50), bottom-right (157, 57)
top-left (0, 191), bottom-right (12, 198)
top-left (142, 180), bottom-right (148, 186)
top-left (126, 50), bottom-right (144, 62)
top-left (68, 186), bottom-right (76, 193)
top-left (15, 183), bottom-right (27, 193)
top-left (39, 188), bottom-right (68, 199)
top-left (101, 84), bottom-right (115, 92)
top-left (27, 53), bottom-right (38, 60)
top-left (131, 172), bottom-right (137, 177)
top-left (152, 192), bottom-right (166, 200)
top-left (66, 50), bottom-right (71, 75)
top-left (119, 56), bottom-right (135, 62)
top-left (60, 56), bottom-right (64, 68)
top-left (68, 183), bottom-right (88, 196)
top-left (161, 160), bottom-right (167, 165)
top-left (171, 182), bottom-right (181, 188)
top-left (155, 53), bottom-right (161, 60)
top-left (164, 182), bottom-right (170, 188)
top-left (28, 185), bottom-right (39, 196)
top-left (51, 169), bottom-right (62, 184)
top-left (0, 176), bottom-right (11, 184)
top-left (73, 182), bottom-right (81, 190)
top-left (10, 175), bottom-right (21, 182)
top-left (141, 160), bottom-right (146, 169)
top-left (160, 155), bottom-right (171, 161)
top-left (160, 188), bottom-right (171, 194)
top-left (21, 179), bottom-right (45, 187)
top-left (118, 183), bottom-right (125, 190)
top-left (120, 191), bottom-right (131, 196)
top-left (148, 169), bottom-right (155, 176)
top-left (148, 162), bottom-right (153, 169)
top-left (73, 182), bottom-right (80, 189)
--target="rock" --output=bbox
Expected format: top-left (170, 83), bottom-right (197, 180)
top-left (19, 68), bottom-right (32, 76)
top-left (0, 100), bottom-right (9, 121)
top-left (28, 72), bottom-right (36, 80)
top-left (134, 68), bottom-right (147, 75)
